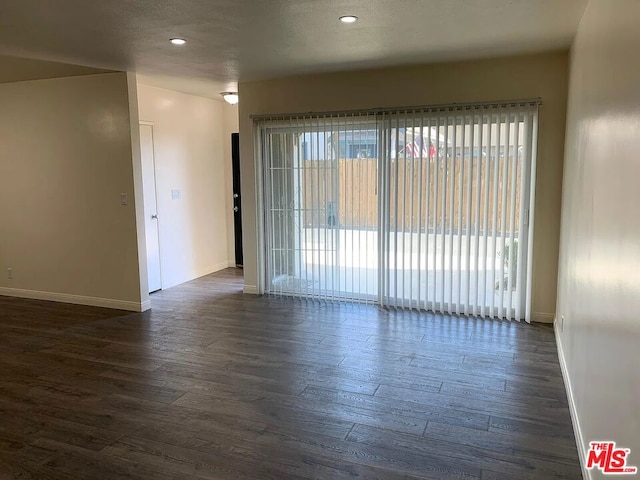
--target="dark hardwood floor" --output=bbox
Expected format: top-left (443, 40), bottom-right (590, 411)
top-left (0, 268), bottom-right (582, 479)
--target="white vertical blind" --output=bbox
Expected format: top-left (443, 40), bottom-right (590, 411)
top-left (379, 105), bottom-right (537, 320)
top-left (257, 101), bottom-right (538, 321)
top-left (260, 113), bottom-right (380, 302)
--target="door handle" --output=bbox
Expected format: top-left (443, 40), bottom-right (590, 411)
top-left (151, 214), bottom-right (158, 219)
top-left (233, 207), bottom-right (239, 212)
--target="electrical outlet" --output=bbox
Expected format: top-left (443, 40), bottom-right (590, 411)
top-left (7, 268), bottom-right (13, 279)
top-left (120, 193), bottom-right (128, 206)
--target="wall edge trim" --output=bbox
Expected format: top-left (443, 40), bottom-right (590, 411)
top-left (555, 320), bottom-right (590, 480)
top-left (211, 260), bottom-right (231, 273)
top-left (0, 287), bottom-right (144, 312)
top-left (243, 284), bottom-right (258, 295)
top-left (532, 312), bottom-right (555, 323)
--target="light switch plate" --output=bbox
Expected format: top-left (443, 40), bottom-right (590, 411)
top-left (171, 189), bottom-right (181, 200)
top-left (120, 193), bottom-right (128, 205)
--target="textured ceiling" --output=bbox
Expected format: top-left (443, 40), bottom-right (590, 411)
top-left (0, 0), bottom-right (588, 97)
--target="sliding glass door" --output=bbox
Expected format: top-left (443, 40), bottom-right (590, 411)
top-left (258, 102), bottom-right (538, 321)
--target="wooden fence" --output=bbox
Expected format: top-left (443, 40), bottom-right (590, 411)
top-left (303, 157), bottom-right (523, 233)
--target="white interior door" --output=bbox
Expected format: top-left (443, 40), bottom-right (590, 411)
top-left (139, 123), bottom-right (162, 293)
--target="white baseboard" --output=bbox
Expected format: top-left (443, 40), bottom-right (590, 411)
top-left (193, 261), bottom-right (232, 280)
top-left (0, 287), bottom-right (146, 312)
top-left (211, 260), bottom-right (231, 273)
top-left (198, 260), bottom-right (236, 282)
top-left (555, 320), bottom-right (590, 480)
top-left (532, 311), bottom-right (555, 323)
top-left (243, 284), bottom-right (258, 294)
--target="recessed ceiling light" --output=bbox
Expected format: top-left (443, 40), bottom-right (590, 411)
top-left (221, 92), bottom-right (239, 105)
top-left (339, 15), bottom-right (358, 24)
top-left (170, 38), bottom-right (187, 45)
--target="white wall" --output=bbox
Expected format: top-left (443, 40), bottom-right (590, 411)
top-left (136, 83), bottom-right (232, 289)
top-left (239, 51), bottom-right (569, 319)
top-left (556, 0), bottom-right (640, 477)
top-left (0, 72), bottom-right (145, 310)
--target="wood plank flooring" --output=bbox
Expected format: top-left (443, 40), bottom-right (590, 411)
top-left (0, 268), bottom-right (582, 479)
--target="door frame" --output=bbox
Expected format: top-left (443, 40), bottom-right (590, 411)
top-left (139, 120), bottom-right (164, 293)
top-left (231, 133), bottom-right (243, 267)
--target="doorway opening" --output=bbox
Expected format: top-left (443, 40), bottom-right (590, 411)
top-left (231, 133), bottom-right (243, 268)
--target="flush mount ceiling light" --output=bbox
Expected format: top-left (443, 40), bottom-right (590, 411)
top-left (221, 92), bottom-right (239, 105)
top-left (170, 37), bottom-right (187, 45)
top-left (339, 15), bottom-right (358, 23)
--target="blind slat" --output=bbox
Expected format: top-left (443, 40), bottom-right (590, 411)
top-left (447, 116), bottom-right (457, 314)
top-left (473, 113), bottom-right (483, 316)
top-left (506, 117), bottom-right (520, 316)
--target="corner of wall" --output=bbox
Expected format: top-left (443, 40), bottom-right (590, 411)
top-left (554, 322), bottom-right (590, 480)
top-left (126, 72), bottom-right (150, 307)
